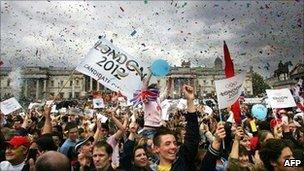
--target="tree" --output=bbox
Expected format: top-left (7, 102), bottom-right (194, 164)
top-left (252, 72), bottom-right (271, 97)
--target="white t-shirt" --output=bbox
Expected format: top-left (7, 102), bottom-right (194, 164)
top-left (0, 161), bottom-right (25, 171)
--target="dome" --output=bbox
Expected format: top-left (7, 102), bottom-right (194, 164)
top-left (214, 57), bottom-right (223, 69)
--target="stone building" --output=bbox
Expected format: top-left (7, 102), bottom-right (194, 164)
top-left (1, 57), bottom-right (253, 101)
top-left (163, 58), bottom-right (253, 99)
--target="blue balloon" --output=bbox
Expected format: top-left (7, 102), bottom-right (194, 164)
top-left (151, 59), bottom-right (170, 76)
top-left (251, 104), bottom-right (267, 121)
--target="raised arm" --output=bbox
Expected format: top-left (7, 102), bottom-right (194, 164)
top-left (179, 85), bottom-right (200, 164)
top-left (200, 122), bottom-right (226, 171)
top-left (226, 126), bottom-right (244, 170)
top-left (42, 106), bottom-right (52, 135)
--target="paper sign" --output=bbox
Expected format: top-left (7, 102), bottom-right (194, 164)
top-left (161, 99), bottom-right (171, 121)
top-left (203, 105), bottom-right (213, 115)
top-left (0, 97), bottom-right (22, 115)
top-left (93, 98), bottom-right (105, 108)
top-left (51, 105), bottom-right (58, 113)
top-left (266, 88), bottom-right (296, 108)
top-left (250, 120), bottom-right (257, 132)
top-left (46, 100), bottom-right (54, 107)
top-left (97, 113), bottom-right (108, 123)
top-left (215, 72), bottom-right (246, 109)
top-left (177, 99), bottom-right (187, 110)
top-left (76, 37), bottom-right (149, 100)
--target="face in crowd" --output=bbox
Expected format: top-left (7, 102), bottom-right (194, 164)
top-left (133, 147), bottom-right (148, 168)
top-left (5, 145), bottom-right (27, 165)
top-left (68, 127), bottom-right (78, 141)
top-left (154, 134), bottom-right (178, 163)
top-left (79, 141), bottom-right (93, 155)
top-left (92, 142), bottom-right (112, 170)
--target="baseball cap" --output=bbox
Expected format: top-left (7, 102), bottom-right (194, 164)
top-left (75, 136), bottom-right (94, 152)
top-left (6, 136), bottom-right (30, 148)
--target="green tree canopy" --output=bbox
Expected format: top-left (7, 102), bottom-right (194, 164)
top-left (252, 72), bottom-right (271, 96)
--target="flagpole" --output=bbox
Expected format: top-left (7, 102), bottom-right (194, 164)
top-left (57, 69), bottom-right (76, 97)
top-left (219, 109), bottom-right (226, 150)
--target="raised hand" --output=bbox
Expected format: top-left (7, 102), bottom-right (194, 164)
top-left (214, 122), bottom-right (226, 142)
top-left (234, 126), bottom-right (244, 141)
top-left (182, 85), bottom-right (195, 101)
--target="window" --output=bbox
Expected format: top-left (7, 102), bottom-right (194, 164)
top-left (7, 79), bottom-right (10, 87)
top-left (70, 81), bottom-right (73, 87)
top-left (76, 80), bottom-right (79, 85)
top-left (69, 92), bottom-right (72, 98)
top-left (51, 81), bottom-right (54, 87)
top-left (60, 81), bottom-right (64, 86)
top-left (75, 92), bottom-right (80, 98)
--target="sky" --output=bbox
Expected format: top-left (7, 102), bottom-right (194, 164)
top-left (1, 0), bottom-right (303, 78)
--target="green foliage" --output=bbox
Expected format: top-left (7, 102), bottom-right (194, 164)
top-left (252, 72), bottom-right (271, 96)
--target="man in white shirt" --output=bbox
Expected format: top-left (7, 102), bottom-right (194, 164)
top-left (0, 136), bottom-right (30, 171)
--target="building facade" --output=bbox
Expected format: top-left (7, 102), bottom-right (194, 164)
top-left (0, 58), bottom-right (253, 101)
top-left (0, 67), bottom-right (106, 101)
top-left (163, 58), bottom-right (253, 99)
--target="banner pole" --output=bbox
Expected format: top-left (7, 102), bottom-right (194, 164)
top-left (219, 109), bottom-right (226, 150)
top-left (57, 69), bottom-right (76, 96)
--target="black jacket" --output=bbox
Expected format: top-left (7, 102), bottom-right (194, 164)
top-left (168, 112), bottom-right (200, 171)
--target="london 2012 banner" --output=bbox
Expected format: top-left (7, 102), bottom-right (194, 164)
top-left (266, 88), bottom-right (296, 108)
top-left (76, 37), bottom-right (149, 100)
top-left (215, 72), bottom-right (246, 109)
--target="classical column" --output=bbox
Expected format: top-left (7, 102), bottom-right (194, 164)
top-left (43, 80), bottom-right (47, 99)
top-left (43, 80), bottom-right (47, 92)
top-left (36, 79), bottom-right (39, 99)
top-left (90, 77), bottom-right (93, 91)
top-left (72, 78), bottom-right (75, 98)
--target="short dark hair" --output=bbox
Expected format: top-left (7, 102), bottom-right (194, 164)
top-left (93, 141), bottom-right (113, 156)
top-left (153, 128), bottom-right (175, 147)
top-left (100, 123), bottom-right (109, 131)
top-left (239, 145), bottom-right (249, 156)
top-left (259, 139), bottom-right (293, 171)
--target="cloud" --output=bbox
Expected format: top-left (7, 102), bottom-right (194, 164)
top-left (1, 1), bottom-right (303, 78)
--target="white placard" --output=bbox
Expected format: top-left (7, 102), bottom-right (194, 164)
top-left (266, 88), bottom-right (297, 108)
top-left (76, 37), bottom-right (149, 100)
top-left (93, 98), bottom-right (105, 108)
top-left (161, 99), bottom-right (171, 121)
top-left (203, 105), bottom-right (213, 115)
top-left (51, 105), bottom-right (58, 113)
top-left (177, 98), bottom-right (187, 110)
top-left (97, 113), bottom-right (108, 123)
top-left (243, 98), bottom-right (263, 104)
top-left (0, 97), bottom-right (22, 115)
top-left (215, 72), bottom-right (246, 109)
top-left (46, 100), bottom-right (54, 107)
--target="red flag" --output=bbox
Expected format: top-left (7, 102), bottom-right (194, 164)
top-left (0, 60), bottom-right (3, 67)
top-left (223, 41), bottom-right (241, 124)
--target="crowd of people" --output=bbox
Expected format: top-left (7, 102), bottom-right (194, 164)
top-left (0, 76), bottom-right (303, 171)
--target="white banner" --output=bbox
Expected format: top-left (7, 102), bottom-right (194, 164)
top-left (215, 72), bottom-right (246, 109)
top-left (266, 88), bottom-right (296, 108)
top-left (243, 98), bottom-right (263, 104)
top-left (0, 97), bottom-right (22, 115)
top-left (93, 98), bottom-right (105, 108)
top-left (76, 37), bottom-right (149, 100)
top-left (161, 99), bottom-right (171, 121)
